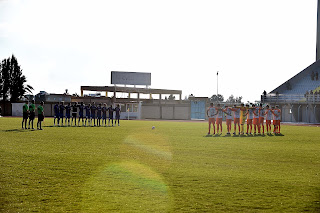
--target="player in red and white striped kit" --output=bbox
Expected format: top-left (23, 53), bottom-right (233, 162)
top-left (264, 105), bottom-right (273, 134)
top-left (207, 103), bottom-right (217, 135)
top-left (252, 104), bottom-right (260, 134)
top-left (258, 103), bottom-right (265, 134)
top-left (246, 104), bottom-right (254, 135)
top-left (223, 105), bottom-right (233, 135)
top-left (272, 105), bottom-right (281, 134)
top-left (231, 105), bottom-right (241, 135)
top-left (215, 104), bottom-right (223, 135)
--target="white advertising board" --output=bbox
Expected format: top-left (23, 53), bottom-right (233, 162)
top-left (111, 71), bottom-right (151, 86)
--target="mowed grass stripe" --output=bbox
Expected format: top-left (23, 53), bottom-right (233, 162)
top-left (0, 117), bottom-right (319, 212)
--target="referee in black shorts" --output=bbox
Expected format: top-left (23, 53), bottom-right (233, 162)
top-left (22, 101), bottom-right (29, 129)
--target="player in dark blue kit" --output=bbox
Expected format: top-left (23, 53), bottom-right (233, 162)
top-left (59, 102), bottom-right (65, 126)
top-left (78, 102), bottom-right (85, 126)
top-left (65, 103), bottom-right (71, 126)
top-left (90, 102), bottom-right (97, 126)
top-left (54, 103), bottom-right (59, 126)
top-left (96, 103), bottom-right (102, 126)
top-left (107, 105), bottom-right (114, 126)
top-left (85, 103), bottom-right (91, 126)
top-left (114, 104), bottom-right (121, 126)
top-left (102, 103), bottom-right (107, 126)
top-left (71, 102), bottom-right (78, 126)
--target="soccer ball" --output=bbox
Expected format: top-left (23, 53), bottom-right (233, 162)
top-left (152, 126), bottom-right (155, 130)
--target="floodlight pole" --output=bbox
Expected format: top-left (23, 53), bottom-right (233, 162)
top-left (217, 71), bottom-right (219, 102)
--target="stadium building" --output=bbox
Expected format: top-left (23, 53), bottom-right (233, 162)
top-left (76, 71), bottom-right (194, 120)
top-left (261, 0), bottom-right (320, 123)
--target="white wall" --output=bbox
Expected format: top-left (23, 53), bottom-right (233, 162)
top-left (11, 103), bottom-right (25, 117)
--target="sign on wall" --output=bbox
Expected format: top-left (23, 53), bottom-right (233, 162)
top-left (111, 71), bottom-right (151, 86)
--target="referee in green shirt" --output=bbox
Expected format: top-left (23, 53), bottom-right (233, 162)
top-left (28, 100), bottom-right (36, 129)
top-left (22, 101), bottom-right (29, 129)
top-left (37, 101), bottom-right (44, 130)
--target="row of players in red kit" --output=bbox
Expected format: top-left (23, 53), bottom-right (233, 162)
top-left (207, 103), bottom-right (282, 135)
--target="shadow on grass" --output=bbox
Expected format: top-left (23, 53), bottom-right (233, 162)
top-left (44, 125), bottom-right (115, 128)
top-left (204, 134), bottom-right (222, 137)
top-left (2, 128), bottom-right (37, 133)
top-left (204, 133), bottom-right (285, 138)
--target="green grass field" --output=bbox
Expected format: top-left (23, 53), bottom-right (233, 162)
top-left (0, 117), bottom-right (319, 212)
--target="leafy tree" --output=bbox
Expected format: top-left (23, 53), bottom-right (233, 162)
top-left (226, 95), bottom-right (242, 103)
top-left (210, 94), bottom-right (224, 102)
top-left (0, 58), bottom-right (11, 102)
top-left (0, 55), bottom-right (33, 102)
top-left (235, 96), bottom-right (243, 103)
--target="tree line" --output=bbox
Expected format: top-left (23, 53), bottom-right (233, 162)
top-left (210, 94), bottom-right (242, 103)
top-left (0, 55), bottom-right (33, 103)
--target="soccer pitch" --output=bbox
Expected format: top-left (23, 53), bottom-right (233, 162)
top-left (0, 117), bottom-right (319, 212)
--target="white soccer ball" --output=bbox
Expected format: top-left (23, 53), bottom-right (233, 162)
top-left (152, 126), bottom-right (155, 130)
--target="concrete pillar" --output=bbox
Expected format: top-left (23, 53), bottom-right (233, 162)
top-left (81, 89), bottom-right (84, 97)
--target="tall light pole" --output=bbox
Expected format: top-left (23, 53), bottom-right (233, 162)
top-left (216, 71), bottom-right (219, 102)
top-left (317, 0), bottom-right (320, 61)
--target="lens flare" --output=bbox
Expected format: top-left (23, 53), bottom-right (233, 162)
top-left (124, 132), bottom-right (172, 161)
top-left (82, 161), bottom-right (171, 212)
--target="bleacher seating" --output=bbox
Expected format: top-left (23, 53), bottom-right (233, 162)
top-left (280, 71), bottom-right (320, 95)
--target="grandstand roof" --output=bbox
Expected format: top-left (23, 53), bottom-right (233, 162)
top-left (270, 59), bottom-right (320, 95)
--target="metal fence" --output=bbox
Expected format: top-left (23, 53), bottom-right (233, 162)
top-left (261, 94), bottom-right (320, 104)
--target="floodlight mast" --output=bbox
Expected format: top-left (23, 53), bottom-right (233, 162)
top-left (217, 71), bottom-right (219, 103)
top-left (317, 0), bottom-right (320, 61)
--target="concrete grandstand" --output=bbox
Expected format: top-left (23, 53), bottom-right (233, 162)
top-left (261, 0), bottom-right (320, 123)
top-left (262, 60), bottom-right (320, 123)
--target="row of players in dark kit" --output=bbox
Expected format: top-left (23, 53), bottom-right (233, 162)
top-left (53, 102), bottom-right (121, 127)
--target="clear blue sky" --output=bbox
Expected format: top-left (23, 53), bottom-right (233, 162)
top-left (0, 0), bottom-right (318, 102)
